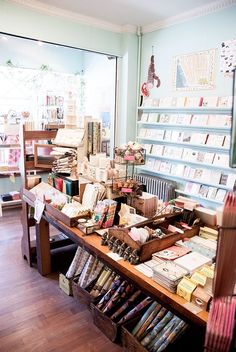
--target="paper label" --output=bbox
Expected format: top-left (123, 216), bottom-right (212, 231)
top-left (124, 155), bottom-right (135, 161)
top-left (200, 265), bottom-right (214, 279)
top-left (191, 271), bottom-right (207, 286)
top-left (121, 187), bottom-right (132, 193)
top-left (177, 277), bottom-right (197, 302)
top-left (34, 199), bottom-right (45, 223)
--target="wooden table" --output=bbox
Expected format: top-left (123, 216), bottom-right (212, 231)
top-left (23, 194), bottom-right (208, 329)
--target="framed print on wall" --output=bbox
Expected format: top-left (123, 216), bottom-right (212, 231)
top-left (173, 49), bottom-right (217, 91)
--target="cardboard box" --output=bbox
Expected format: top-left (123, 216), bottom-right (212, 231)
top-left (59, 273), bottom-right (73, 296)
top-left (131, 192), bottom-right (157, 218)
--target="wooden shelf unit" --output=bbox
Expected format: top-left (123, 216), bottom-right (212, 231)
top-left (20, 125), bottom-right (57, 267)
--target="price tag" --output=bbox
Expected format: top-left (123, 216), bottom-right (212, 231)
top-left (34, 199), bottom-right (45, 223)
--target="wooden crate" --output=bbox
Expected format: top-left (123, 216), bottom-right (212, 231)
top-left (72, 279), bottom-right (102, 308)
top-left (108, 215), bottom-right (199, 262)
top-left (121, 316), bottom-right (191, 352)
top-left (91, 304), bottom-right (120, 342)
top-left (59, 273), bottom-right (73, 296)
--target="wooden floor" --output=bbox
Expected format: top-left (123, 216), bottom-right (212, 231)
top-left (0, 208), bottom-right (122, 352)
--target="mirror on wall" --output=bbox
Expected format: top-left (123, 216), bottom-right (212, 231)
top-left (0, 32), bottom-right (117, 157)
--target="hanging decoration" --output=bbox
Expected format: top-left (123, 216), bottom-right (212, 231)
top-left (141, 47), bottom-right (161, 97)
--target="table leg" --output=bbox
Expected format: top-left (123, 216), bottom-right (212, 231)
top-left (36, 217), bottom-right (51, 276)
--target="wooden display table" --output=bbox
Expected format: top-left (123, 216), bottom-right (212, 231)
top-left (22, 191), bottom-right (208, 328)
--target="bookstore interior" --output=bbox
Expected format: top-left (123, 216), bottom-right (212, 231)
top-left (0, 1), bottom-right (235, 351)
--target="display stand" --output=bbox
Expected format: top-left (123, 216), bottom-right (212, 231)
top-left (20, 124), bottom-right (57, 266)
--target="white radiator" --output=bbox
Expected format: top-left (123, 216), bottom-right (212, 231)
top-left (135, 173), bottom-right (176, 202)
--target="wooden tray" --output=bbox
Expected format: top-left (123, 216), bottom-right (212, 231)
top-left (23, 188), bottom-right (90, 227)
top-left (108, 215), bottom-right (199, 262)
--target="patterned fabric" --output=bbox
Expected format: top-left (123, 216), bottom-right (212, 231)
top-left (110, 290), bottom-right (141, 321)
top-left (66, 246), bottom-right (83, 279)
top-left (78, 254), bottom-right (96, 288)
top-left (74, 250), bottom-right (90, 276)
top-left (135, 302), bottom-right (161, 340)
top-left (102, 280), bottom-right (131, 314)
top-left (96, 275), bottom-right (122, 309)
top-left (117, 296), bottom-right (153, 324)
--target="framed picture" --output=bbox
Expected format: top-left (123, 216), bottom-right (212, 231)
top-left (173, 49), bottom-right (216, 91)
top-left (230, 69), bottom-right (236, 169)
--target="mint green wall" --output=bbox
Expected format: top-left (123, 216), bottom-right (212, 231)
top-left (0, 0), bottom-right (122, 56)
top-left (141, 6), bottom-right (236, 98)
top-left (118, 33), bottom-right (139, 144)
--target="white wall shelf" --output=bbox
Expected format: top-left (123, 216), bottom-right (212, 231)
top-left (136, 102), bottom-right (233, 209)
top-left (175, 189), bottom-right (224, 205)
top-left (138, 106), bottom-right (232, 114)
top-left (137, 121), bottom-right (230, 132)
top-left (137, 166), bottom-right (232, 190)
top-left (145, 153), bottom-right (236, 173)
top-left (137, 137), bottom-right (229, 153)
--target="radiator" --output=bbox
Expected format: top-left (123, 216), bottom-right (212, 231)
top-left (135, 173), bottom-right (176, 202)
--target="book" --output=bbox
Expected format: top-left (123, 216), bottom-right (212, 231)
top-left (141, 113), bottom-right (149, 122)
top-left (159, 161), bottom-right (171, 173)
top-left (210, 170), bottom-right (222, 185)
top-left (139, 128), bottom-right (147, 138)
top-left (206, 134), bottom-right (225, 147)
top-left (213, 153), bottom-right (229, 167)
top-left (159, 97), bottom-right (173, 107)
top-left (169, 114), bottom-right (178, 124)
top-left (159, 114), bottom-right (170, 123)
top-left (226, 174), bottom-right (236, 188)
top-left (171, 131), bottom-right (184, 142)
top-left (219, 173), bottom-right (229, 186)
top-left (182, 132), bottom-right (192, 143)
top-left (153, 246), bottom-right (191, 260)
top-left (174, 252), bottom-right (212, 274)
top-left (191, 183), bottom-right (201, 194)
top-left (171, 164), bottom-right (184, 176)
top-left (182, 148), bottom-right (198, 161)
top-left (203, 152), bottom-right (215, 164)
top-left (223, 135), bottom-right (230, 148)
top-left (217, 96), bottom-right (233, 108)
top-left (185, 97), bottom-right (203, 107)
top-left (148, 113), bottom-right (159, 123)
top-left (215, 189), bottom-right (227, 202)
top-left (194, 168), bottom-right (204, 180)
top-left (190, 133), bottom-right (207, 145)
top-left (191, 114), bottom-right (208, 126)
top-left (153, 159), bottom-right (161, 171)
top-left (207, 187), bottom-right (218, 199)
top-left (176, 97), bottom-right (187, 107)
top-left (202, 96), bottom-right (219, 107)
top-left (163, 130), bottom-right (172, 141)
top-left (199, 185), bottom-right (209, 198)
top-left (154, 130), bottom-right (165, 140)
top-left (151, 144), bottom-right (164, 156)
top-left (146, 158), bottom-right (155, 169)
top-left (143, 144), bottom-right (152, 154)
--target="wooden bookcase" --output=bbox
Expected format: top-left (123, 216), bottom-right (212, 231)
top-left (20, 125), bottom-right (57, 266)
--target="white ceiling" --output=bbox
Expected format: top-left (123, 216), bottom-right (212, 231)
top-left (8, 0), bottom-right (236, 32)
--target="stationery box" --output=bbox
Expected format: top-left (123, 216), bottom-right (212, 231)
top-left (59, 273), bottom-right (73, 296)
top-left (177, 277), bottom-right (197, 302)
top-left (191, 287), bottom-right (212, 311)
top-left (130, 192), bottom-right (157, 218)
top-left (174, 252), bottom-right (212, 274)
